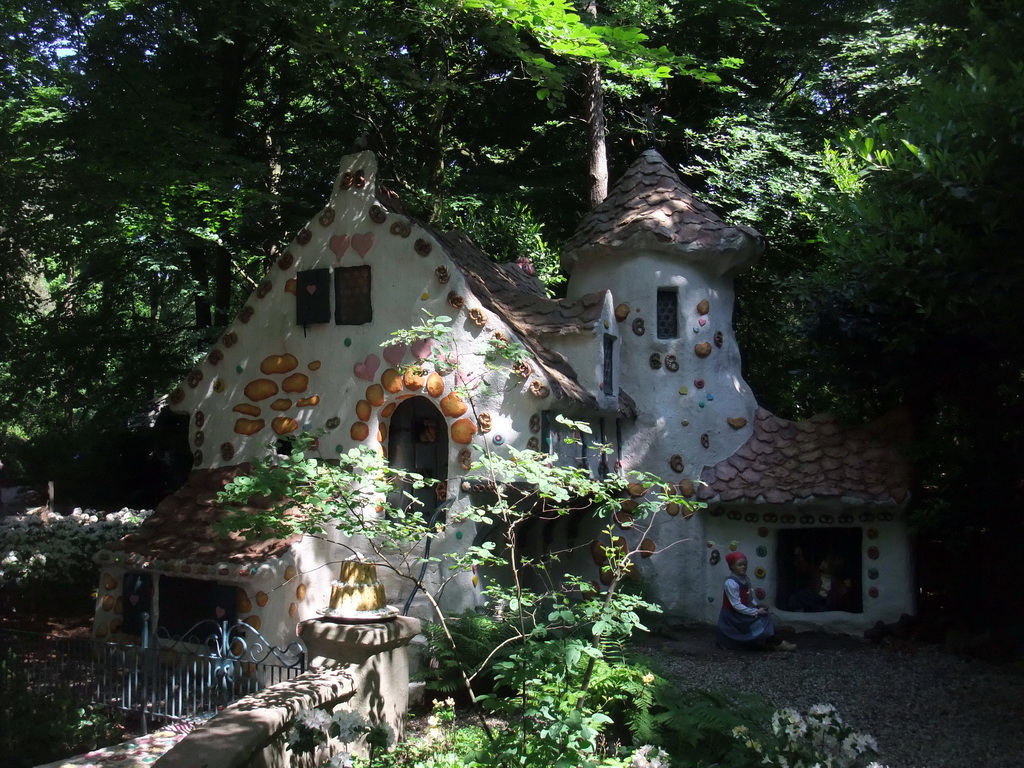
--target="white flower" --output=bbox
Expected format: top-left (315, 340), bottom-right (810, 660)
top-left (631, 744), bottom-right (671, 768)
top-left (326, 750), bottom-right (352, 767)
top-left (331, 710), bottom-right (368, 743)
top-left (294, 707), bottom-right (332, 731)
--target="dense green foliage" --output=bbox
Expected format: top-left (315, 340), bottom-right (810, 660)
top-left (3, 0), bottom-right (1023, 616)
top-left (0, 648), bottom-right (126, 768)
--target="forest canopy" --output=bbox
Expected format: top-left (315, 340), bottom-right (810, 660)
top-left (1, 0), bottom-right (1022, 558)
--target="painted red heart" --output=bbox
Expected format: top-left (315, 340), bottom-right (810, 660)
top-left (411, 338), bottom-right (435, 360)
top-left (354, 354), bottom-right (380, 381)
top-left (352, 232), bottom-right (375, 259)
top-left (215, 606), bottom-right (226, 619)
top-left (383, 344), bottom-right (406, 366)
top-left (330, 234), bottom-right (350, 261)
top-left (305, 284), bottom-right (317, 295)
top-left (128, 594), bottom-right (139, 606)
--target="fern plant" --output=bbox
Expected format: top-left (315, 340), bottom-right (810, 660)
top-left (650, 686), bottom-right (775, 768)
top-left (417, 610), bottom-right (517, 696)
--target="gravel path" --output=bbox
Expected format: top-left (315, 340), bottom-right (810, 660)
top-left (638, 629), bottom-right (1024, 768)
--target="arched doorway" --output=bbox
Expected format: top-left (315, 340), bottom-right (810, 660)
top-left (386, 396), bottom-right (449, 521)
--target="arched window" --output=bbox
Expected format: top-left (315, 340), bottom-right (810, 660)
top-left (386, 397), bottom-right (449, 521)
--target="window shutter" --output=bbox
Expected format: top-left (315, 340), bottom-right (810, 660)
top-left (296, 268), bottom-right (331, 325)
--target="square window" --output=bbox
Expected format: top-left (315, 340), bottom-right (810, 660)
top-left (656, 289), bottom-right (678, 339)
top-left (775, 528), bottom-right (863, 613)
top-left (335, 266), bottom-right (372, 325)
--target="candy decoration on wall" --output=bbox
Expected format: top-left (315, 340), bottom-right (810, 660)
top-left (868, 587), bottom-right (879, 598)
top-left (414, 238), bottom-right (432, 256)
top-left (694, 342), bottom-right (712, 358)
top-left (709, 549), bottom-right (720, 565)
top-left (352, 232), bottom-right (374, 258)
top-left (447, 292), bottom-right (464, 309)
top-left (639, 538), bottom-right (656, 558)
top-left (867, 546), bottom-right (880, 560)
top-left (696, 299), bottom-right (710, 315)
top-left (390, 221), bottom-right (411, 238)
top-left (866, 528), bottom-right (879, 540)
top-left (527, 436), bottom-right (539, 450)
top-left (239, 305), bottom-right (254, 323)
top-left (758, 527), bottom-right (769, 538)
top-left (694, 378), bottom-right (704, 389)
top-left (278, 251), bottom-right (294, 270)
top-left (529, 381), bottom-right (550, 398)
top-left (649, 353), bottom-right (662, 369)
top-left (727, 416), bottom-right (748, 429)
top-left (319, 207), bottom-right (335, 227)
top-left (477, 413), bottom-right (493, 433)
top-left (468, 307), bottom-right (487, 326)
top-left (354, 355), bottom-right (381, 381)
top-left (755, 588), bottom-right (766, 600)
top-left (451, 418), bottom-right (478, 444)
top-left (754, 566), bottom-right (766, 579)
top-left (700, 433), bottom-right (710, 449)
top-left (867, 568), bottom-right (879, 580)
top-left (234, 418), bottom-right (265, 436)
top-left (272, 417), bottom-right (298, 435)
top-left (326, 416), bottom-right (340, 430)
top-left (220, 442), bottom-right (235, 460)
top-left (664, 354), bottom-right (678, 372)
top-left (756, 545), bottom-right (768, 557)
top-left (669, 454), bottom-right (684, 473)
top-left (615, 303), bottom-right (630, 322)
top-left (370, 204), bottom-right (387, 223)
top-left (440, 392), bottom-right (468, 417)
top-left (714, 330), bottom-right (724, 348)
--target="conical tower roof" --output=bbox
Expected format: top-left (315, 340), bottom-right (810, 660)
top-left (561, 149), bottom-right (764, 275)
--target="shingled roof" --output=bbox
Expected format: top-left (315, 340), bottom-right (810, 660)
top-left (439, 229), bottom-right (628, 412)
top-left (561, 149), bottom-right (764, 274)
top-left (104, 465), bottom-right (299, 567)
top-left (696, 408), bottom-right (912, 505)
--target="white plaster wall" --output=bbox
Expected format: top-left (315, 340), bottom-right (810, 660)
top-left (699, 508), bottom-right (915, 633)
top-left (564, 252), bottom-right (756, 486)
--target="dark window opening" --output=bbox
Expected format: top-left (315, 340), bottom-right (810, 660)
top-left (296, 268), bottom-right (332, 325)
top-left (540, 410), bottom-right (552, 453)
top-left (122, 572), bottom-right (153, 637)
top-left (602, 335), bottom-right (615, 394)
top-left (775, 528), bottom-right (863, 613)
top-left (335, 265), bottom-right (372, 325)
top-left (276, 436), bottom-right (297, 456)
top-left (158, 577), bottom-right (239, 639)
top-left (387, 397), bottom-right (449, 521)
top-left (656, 288), bottom-right (678, 339)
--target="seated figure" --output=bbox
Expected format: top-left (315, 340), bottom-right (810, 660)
top-left (717, 551), bottom-right (796, 651)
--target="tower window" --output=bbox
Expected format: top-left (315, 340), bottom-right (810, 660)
top-left (602, 335), bottom-right (615, 395)
top-left (656, 288), bottom-right (678, 339)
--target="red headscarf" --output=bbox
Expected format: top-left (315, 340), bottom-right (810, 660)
top-left (725, 551), bottom-right (747, 568)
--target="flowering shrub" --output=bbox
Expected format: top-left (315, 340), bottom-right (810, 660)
top-left (732, 704), bottom-right (889, 768)
top-left (287, 706), bottom-right (395, 767)
top-left (0, 508), bottom-right (150, 611)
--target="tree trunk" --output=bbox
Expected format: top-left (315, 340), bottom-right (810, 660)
top-left (583, 0), bottom-right (608, 208)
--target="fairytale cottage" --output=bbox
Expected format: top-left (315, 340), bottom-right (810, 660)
top-left (94, 149), bottom-right (911, 642)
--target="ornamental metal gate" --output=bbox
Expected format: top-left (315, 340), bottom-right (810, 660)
top-left (1, 614), bottom-right (306, 733)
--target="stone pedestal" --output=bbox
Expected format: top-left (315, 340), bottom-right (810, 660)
top-left (297, 616), bottom-right (421, 746)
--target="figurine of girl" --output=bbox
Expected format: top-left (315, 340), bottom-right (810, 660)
top-left (717, 551), bottom-right (796, 651)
